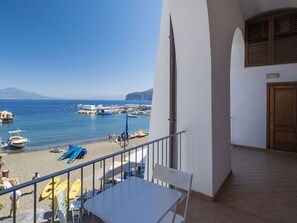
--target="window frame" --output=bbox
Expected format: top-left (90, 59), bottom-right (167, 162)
top-left (245, 9), bottom-right (297, 67)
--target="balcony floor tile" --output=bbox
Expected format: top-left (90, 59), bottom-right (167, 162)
top-left (182, 146), bottom-right (297, 223)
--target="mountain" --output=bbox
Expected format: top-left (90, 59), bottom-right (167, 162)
top-left (0, 87), bottom-right (53, 99)
top-left (125, 89), bottom-right (153, 101)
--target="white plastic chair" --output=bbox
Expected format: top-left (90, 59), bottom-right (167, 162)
top-left (72, 208), bottom-right (80, 223)
top-left (57, 210), bottom-right (67, 223)
top-left (152, 164), bottom-right (193, 223)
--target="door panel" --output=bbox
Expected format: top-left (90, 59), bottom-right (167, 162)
top-left (274, 88), bottom-right (296, 128)
top-left (268, 84), bottom-right (297, 152)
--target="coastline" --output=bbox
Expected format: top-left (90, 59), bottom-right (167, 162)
top-left (0, 136), bottom-right (148, 219)
top-left (4, 136), bottom-right (148, 183)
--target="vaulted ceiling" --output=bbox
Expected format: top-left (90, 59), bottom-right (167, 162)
top-left (237, 0), bottom-right (297, 19)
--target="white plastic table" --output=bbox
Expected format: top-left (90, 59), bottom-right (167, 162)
top-left (83, 177), bottom-right (182, 223)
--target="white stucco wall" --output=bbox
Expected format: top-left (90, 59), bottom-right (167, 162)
top-left (151, 0), bottom-right (297, 197)
top-left (150, 0), bottom-right (213, 196)
top-left (169, 0), bottom-right (213, 196)
top-left (207, 0), bottom-right (244, 194)
top-left (149, 0), bottom-right (170, 141)
top-left (150, 0), bottom-right (244, 197)
top-left (231, 28), bottom-right (297, 149)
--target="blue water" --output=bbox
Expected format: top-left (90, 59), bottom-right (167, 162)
top-left (0, 100), bottom-right (151, 151)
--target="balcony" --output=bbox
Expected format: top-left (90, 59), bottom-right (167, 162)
top-left (183, 146), bottom-right (297, 223)
top-left (0, 131), bottom-right (184, 223)
top-left (1, 133), bottom-right (297, 223)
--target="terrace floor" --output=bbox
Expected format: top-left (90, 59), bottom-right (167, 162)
top-left (4, 146), bottom-right (295, 222)
top-left (80, 146), bottom-right (297, 223)
top-left (184, 146), bottom-right (297, 223)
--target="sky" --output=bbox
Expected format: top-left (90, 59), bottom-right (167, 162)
top-left (0, 0), bottom-right (162, 99)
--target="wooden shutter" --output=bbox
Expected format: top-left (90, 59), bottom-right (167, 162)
top-left (274, 11), bottom-right (297, 64)
top-left (245, 9), bottom-right (297, 67)
top-left (246, 19), bottom-right (270, 66)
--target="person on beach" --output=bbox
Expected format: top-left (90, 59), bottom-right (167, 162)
top-left (112, 134), bottom-right (116, 142)
top-left (9, 190), bottom-right (21, 217)
top-left (108, 132), bottom-right (112, 142)
top-left (32, 172), bottom-right (40, 180)
top-left (121, 132), bottom-right (126, 141)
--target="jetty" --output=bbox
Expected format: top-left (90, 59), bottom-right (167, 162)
top-left (76, 104), bottom-right (151, 116)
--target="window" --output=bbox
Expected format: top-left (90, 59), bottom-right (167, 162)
top-left (245, 9), bottom-right (297, 67)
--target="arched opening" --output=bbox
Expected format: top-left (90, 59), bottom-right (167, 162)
top-left (230, 27), bottom-right (246, 146)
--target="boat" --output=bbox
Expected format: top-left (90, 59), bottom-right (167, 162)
top-left (97, 109), bottom-right (112, 115)
top-left (58, 145), bottom-right (77, 161)
top-left (40, 176), bottom-right (60, 200)
top-left (0, 143), bottom-right (8, 150)
top-left (77, 105), bottom-right (98, 115)
top-left (50, 147), bottom-right (63, 153)
top-left (136, 129), bottom-right (148, 138)
top-left (77, 109), bottom-right (97, 115)
top-left (49, 180), bottom-right (68, 199)
top-left (67, 146), bottom-right (83, 164)
top-left (69, 179), bottom-right (81, 200)
top-left (129, 133), bottom-right (138, 139)
top-left (131, 111), bottom-right (140, 115)
top-left (0, 138), bottom-right (8, 150)
top-left (128, 114), bottom-right (137, 118)
top-left (7, 129), bottom-right (30, 149)
top-left (0, 110), bottom-right (15, 123)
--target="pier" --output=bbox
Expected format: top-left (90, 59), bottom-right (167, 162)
top-left (76, 104), bottom-right (151, 116)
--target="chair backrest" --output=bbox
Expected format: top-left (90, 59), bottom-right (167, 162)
top-left (57, 210), bottom-right (67, 223)
top-left (152, 164), bottom-right (192, 191)
top-left (152, 164), bottom-right (193, 223)
top-left (72, 208), bottom-right (80, 223)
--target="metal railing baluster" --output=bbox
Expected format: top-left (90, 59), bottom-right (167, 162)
top-left (135, 148), bottom-right (138, 174)
top-left (80, 167), bottom-right (84, 219)
top-left (121, 153), bottom-right (123, 180)
top-left (141, 146), bottom-right (144, 179)
top-left (128, 150), bottom-right (131, 177)
top-left (103, 160), bottom-right (106, 191)
top-left (178, 134), bottom-right (181, 170)
top-left (147, 144), bottom-right (149, 180)
top-left (152, 142), bottom-right (155, 172)
top-left (67, 172), bottom-right (70, 223)
top-left (166, 138), bottom-right (168, 167)
top-left (112, 156), bottom-right (115, 183)
top-left (13, 190), bottom-right (16, 223)
top-left (51, 177), bottom-right (54, 223)
top-left (92, 163), bottom-right (95, 195)
top-left (34, 183), bottom-right (37, 223)
top-left (157, 141), bottom-right (160, 164)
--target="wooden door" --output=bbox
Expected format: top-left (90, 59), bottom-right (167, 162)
top-left (267, 83), bottom-right (297, 152)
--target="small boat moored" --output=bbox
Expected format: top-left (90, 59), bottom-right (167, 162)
top-left (127, 113), bottom-right (137, 118)
top-left (0, 138), bottom-right (8, 150)
top-left (0, 110), bottom-right (15, 123)
top-left (7, 129), bottom-right (30, 149)
top-left (97, 109), bottom-right (112, 115)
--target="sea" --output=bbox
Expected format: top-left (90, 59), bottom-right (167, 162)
top-left (0, 99), bottom-right (151, 151)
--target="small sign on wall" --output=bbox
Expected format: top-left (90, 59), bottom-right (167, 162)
top-left (266, 73), bottom-right (280, 79)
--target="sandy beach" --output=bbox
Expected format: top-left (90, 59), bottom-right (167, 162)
top-left (0, 136), bottom-right (148, 221)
